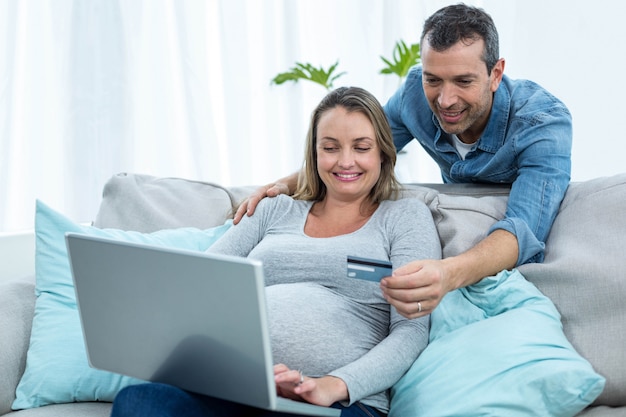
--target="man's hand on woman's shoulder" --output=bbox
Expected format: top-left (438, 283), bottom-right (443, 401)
top-left (233, 182), bottom-right (291, 224)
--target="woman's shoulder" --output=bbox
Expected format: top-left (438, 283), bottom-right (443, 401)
top-left (256, 194), bottom-right (310, 214)
top-left (256, 193), bottom-right (290, 208)
top-left (377, 198), bottom-right (439, 242)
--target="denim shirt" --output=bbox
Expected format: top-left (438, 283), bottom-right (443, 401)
top-left (384, 66), bottom-right (572, 265)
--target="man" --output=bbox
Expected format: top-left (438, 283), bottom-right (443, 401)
top-left (234, 4), bottom-right (572, 319)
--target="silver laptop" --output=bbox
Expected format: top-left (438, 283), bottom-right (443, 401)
top-left (65, 233), bottom-right (339, 417)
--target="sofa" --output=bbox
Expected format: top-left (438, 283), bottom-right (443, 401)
top-left (1, 172), bottom-right (625, 416)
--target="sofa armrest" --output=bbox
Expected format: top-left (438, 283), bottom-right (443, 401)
top-left (0, 231), bottom-right (35, 284)
top-left (0, 276), bottom-right (36, 415)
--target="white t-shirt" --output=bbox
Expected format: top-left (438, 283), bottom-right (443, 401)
top-left (449, 134), bottom-right (477, 160)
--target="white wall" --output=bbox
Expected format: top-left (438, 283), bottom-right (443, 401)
top-left (486, 0), bottom-right (625, 181)
top-left (0, 231), bottom-right (35, 281)
top-left (1, 1), bottom-right (623, 232)
top-left (351, 0), bottom-right (626, 184)
top-left (212, 0), bottom-right (626, 185)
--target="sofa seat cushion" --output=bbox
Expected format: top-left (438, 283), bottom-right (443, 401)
top-left (5, 401), bottom-right (111, 416)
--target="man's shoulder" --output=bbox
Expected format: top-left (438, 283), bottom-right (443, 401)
top-left (401, 65), bottom-right (425, 91)
top-left (407, 64), bottom-right (423, 79)
top-left (389, 65), bottom-right (429, 111)
top-left (501, 75), bottom-right (570, 116)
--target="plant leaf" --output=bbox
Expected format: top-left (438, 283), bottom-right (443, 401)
top-left (379, 40), bottom-right (421, 81)
top-left (271, 61), bottom-right (346, 90)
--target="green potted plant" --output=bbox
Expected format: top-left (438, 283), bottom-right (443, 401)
top-left (380, 40), bottom-right (420, 85)
top-left (271, 40), bottom-right (420, 90)
top-left (271, 61), bottom-right (346, 91)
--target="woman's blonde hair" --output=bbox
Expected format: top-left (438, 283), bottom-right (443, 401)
top-left (293, 86), bottom-right (400, 204)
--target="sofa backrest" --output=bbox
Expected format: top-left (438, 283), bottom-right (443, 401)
top-left (93, 172), bottom-right (626, 408)
top-left (518, 175), bottom-right (626, 406)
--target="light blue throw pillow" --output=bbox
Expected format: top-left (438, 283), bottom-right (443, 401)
top-left (390, 269), bottom-right (605, 417)
top-left (12, 200), bottom-right (232, 410)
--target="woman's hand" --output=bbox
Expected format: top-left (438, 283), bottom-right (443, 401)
top-left (273, 364), bottom-right (348, 407)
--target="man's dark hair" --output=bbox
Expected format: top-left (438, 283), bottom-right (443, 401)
top-left (420, 3), bottom-right (500, 74)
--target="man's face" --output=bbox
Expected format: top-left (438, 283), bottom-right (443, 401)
top-left (421, 37), bottom-right (504, 144)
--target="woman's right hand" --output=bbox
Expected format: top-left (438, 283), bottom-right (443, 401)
top-left (273, 364), bottom-right (348, 407)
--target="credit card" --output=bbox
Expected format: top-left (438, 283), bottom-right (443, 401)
top-left (347, 256), bottom-right (392, 282)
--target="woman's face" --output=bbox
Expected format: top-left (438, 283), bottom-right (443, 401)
top-left (315, 106), bottom-right (381, 204)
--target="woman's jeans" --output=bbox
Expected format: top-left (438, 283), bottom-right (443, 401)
top-left (110, 383), bottom-right (385, 417)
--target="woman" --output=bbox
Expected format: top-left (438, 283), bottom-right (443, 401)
top-left (110, 87), bottom-right (441, 417)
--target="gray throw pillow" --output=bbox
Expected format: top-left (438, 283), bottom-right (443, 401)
top-left (429, 193), bottom-right (508, 258)
top-left (94, 173), bottom-right (237, 232)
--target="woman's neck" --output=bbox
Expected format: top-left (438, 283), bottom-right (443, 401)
top-left (304, 198), bottom-right (378, 238)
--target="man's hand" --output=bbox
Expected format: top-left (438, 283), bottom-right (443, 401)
top-left (381, 230), bottom-right (519, 318)
top-left (233, 182), bottom-right (290, 225)
top-left (233, 172), bottom-right (299, 225)
top-left (380, 259), bottom-right (453, 319)
top-left (273, 364), bottom-right (348, 407)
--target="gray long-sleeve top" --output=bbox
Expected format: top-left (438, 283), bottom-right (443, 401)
top-left (207, 194), bottom-right (441, 412)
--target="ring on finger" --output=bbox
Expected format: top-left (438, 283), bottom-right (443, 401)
top-left (417, 302), bottom-right (422, 313)
top-left (295, 370), bottom-right (304, 386)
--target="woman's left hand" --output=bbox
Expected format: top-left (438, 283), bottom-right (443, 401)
top-left (273, 364), bottom-right (348, 407)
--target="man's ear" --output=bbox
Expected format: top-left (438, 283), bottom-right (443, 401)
top-left (490, 58), bottom-right (505, 92)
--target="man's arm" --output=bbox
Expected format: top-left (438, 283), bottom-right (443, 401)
top-left (381, 229), bottom-right (518, 319)
top-left (233, 171), bottom-right (299, 224)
